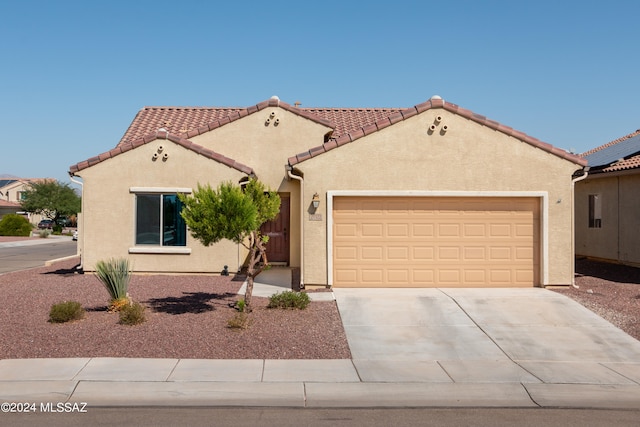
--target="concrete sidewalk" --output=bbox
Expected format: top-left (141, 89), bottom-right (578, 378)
top-left (1, 357), bottom-right (640, 408)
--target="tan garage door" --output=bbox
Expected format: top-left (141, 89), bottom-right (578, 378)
top-left (333, 197), bottom-right (540, 287)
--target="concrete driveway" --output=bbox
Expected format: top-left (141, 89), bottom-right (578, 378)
top-left (333, 288), bottom-right (640, 385)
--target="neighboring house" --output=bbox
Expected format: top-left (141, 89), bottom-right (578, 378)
top-left (575, 129), bottom-right (640, 267)
top-left (0, 199), bottom-right (22, 220)
top-left (69, 96), bottom-right (586, 288)
top-left (0, 178), bottom-right (45, 223)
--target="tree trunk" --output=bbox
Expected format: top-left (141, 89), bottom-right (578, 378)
top-left (244, 231), bottom-right (268, 311)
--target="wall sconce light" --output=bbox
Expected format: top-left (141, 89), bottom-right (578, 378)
top-left (312, 193), bottom-right (320, 209)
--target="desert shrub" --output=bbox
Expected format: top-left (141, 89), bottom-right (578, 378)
top-left (95, 258), bottom-right (132, 305)
top-left (235, 298), bottom-right (246, 312)
top-left (227, 312), bottom-right (251, 329)
top-left (0, 214), bottom-right (32, 236)
top-left (38, 230), bottom-right (50, 238)
top-left (118, 301), bottom-right (146, 325)
top-left (49, 301), bottom-right (85, 323)
top-left (267, 291), bottom-right (310, 310)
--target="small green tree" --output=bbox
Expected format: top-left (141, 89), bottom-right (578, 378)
top-left (20, 180), bottom-right (80, 225)
top-left (179, 179), bottom-right (280, 310)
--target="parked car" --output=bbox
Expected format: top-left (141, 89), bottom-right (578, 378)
top-left (37, 219), bottom-right (54, 229)
top-left (56, 217), bottom-right (71, 227)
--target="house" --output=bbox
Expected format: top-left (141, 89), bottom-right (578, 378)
top-left (575, 129), bottom-right (640, 267)
top-left (0, 178), bottom-right (44, 223)
top-left (69, 96), bottom-right (586, 288)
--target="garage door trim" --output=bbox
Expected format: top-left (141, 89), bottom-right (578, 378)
top-left (327, 190), bottom-right (548, 287)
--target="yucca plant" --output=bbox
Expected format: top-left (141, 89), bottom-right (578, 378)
top-left (94, 258), bottom-right (132, 311)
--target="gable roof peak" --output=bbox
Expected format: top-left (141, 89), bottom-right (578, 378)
top-left (289, 97), bottom-right (587, 167)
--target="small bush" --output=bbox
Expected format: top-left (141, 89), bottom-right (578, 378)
top-left (118, 301), bottom-right (146, 325)
top-left (49, 301), bottom-right (85, 323)
top-left (267, 291), bottom-right (310, 310)
top-left (0, 214), bottom-right (32, 236)
top-left (235, 298), bottom-right (246, 312)
top-left (38, 230), bottom-right (50, 238)
top-left (227, 312), bottom-right (251, 329)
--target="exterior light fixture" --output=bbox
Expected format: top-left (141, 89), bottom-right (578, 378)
top-left (312, 193), bottom-right (320, 209)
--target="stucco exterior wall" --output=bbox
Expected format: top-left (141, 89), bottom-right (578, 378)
top-left (575, 172), bottom-right (640, 266)
top-left (76, 106), bottom-right (326, 273)
top-left (297, 109), bottom-right (581, 286)
top-left (191, 107), bottom-right (332, 188)
top-left (76, 139), bottom-right (247, 273)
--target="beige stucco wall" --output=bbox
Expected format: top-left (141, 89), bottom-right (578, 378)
top-left (190, 106), bottom-right (332, 268)
top-left (297, 109), bottom-right (582, 286)
top-left (575, 171), bottom-right (640, 266)
top-left (76, 139), bottom-right (248, 273)
top-left (76, 106), bottom-right (329, 273)
top-left (191, 107), bottom-right (332, 188)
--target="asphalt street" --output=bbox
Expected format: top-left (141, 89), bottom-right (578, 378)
top-left (0, 239), bottom-right (77, 274)
top-left (2, 407), bottom-right (640, 427)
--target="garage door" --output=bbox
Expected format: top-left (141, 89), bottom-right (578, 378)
top-left (332, 197), bottom-right (540, 287)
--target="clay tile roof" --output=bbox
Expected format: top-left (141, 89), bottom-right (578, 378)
top-left (69, 131), bottom-right (255, 177)
top-left (289, 98), bottom-right (587, 167)
top-left (581, 129), bottom-right (640, 173)
top-left (0, 200), bottom-right (21, 207)
top-left (71, 97), bottom-right (587, 176)
top-left (117, 98), bottom-right (338, 147)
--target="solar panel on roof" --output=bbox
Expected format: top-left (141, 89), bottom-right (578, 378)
top-left (0, 179), bottom-right (17, 188)
top-left (585, 134), bottom-right (640, 167)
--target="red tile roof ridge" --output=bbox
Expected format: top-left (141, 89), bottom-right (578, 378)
top-left (289, 99), bottom-right (587, 167)
top-left (70, 131), bottom-right (255, 177)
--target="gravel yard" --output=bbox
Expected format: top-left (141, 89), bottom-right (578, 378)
top-left (0, 256), bottom-right (638, 359)
top-left (0, 258), bottom-right (350, 359)
top-left (553, 258), bottom-right (640, 342)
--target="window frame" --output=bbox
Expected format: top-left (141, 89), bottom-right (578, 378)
top-left (129, 187), bottom-right (192, 254)
top-left (588, 194), bottom-right (602, 229)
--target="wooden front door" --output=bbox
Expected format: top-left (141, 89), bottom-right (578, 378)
top-left (261, 194), bottom-right (290, 264)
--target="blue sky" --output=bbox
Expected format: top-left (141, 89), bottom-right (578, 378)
top-left (1, 0), bottom-right (638, 184)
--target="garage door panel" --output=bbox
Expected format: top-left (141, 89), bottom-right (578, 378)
top-left (387, 246), bottom-right (409, 260)
top-left (335, 223), bottom-right (357, 237)
top-left (361, 269), bottom-right (384, 283)
top-left (361, 246), bottom-right (383, 261)
top-left (464, 269), bottom-right (486, 283)
top-left (463, 223), bottom-right (486, 237)
top-left (413, 246), bottom-right (435, 260)
top-left (333, 196), bottom-right (539, 288)
top-left (413, 224), bottom-right (435, 236)
top-left (362, 223), bottom-right (383, 236)
top-left (387, 223), bottom-right (409, 237)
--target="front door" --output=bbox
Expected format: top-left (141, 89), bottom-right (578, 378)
top-left (260, 194), bottom-right (290, 264)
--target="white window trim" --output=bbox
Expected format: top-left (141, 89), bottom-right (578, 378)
top-left (129, 187), bottom-right (192, 254)
top-left (130, 187), bottom-right (192, 194)
top-left (326, 190), bottom-right (549, 287)
top-left (129, 247), bottom-right (191, 254)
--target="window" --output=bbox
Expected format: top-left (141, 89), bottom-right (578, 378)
top-left (588, 194), bottom-right (602, 228)
top-left (135, 193), bottom-right (186, 246)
